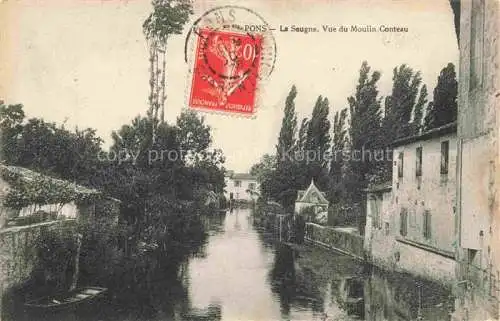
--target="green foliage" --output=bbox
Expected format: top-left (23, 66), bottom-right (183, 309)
top-left (111, 116), bottom-right (152, 157)
top-left (296, 118), bottom-right (309, 152)
top-left (276, 85), bottom-right (298, 165)
top-left (176, 110), bottom-right (213, 163)
top-left (143, 0), bottom-right (193, 44)
top-left (1, 166), bottom-right (98, 210)
top-left (328, 108), bottom-right (348, 203)
top-left (347, 61), bottom-right (383, 202)
top-left (384, 64), bottom-right (424, 139)
top-left (260, 91), bottom-right (331, 210)
top-left (424, 63), bottom-right (458, 130)
top-left (0, 102), bottom-right (25, 128)
top-left (0, 102), bottom-right (25, 162)
top-left (29, 226), bottom-right (78, 292)
top-left (1, 100), bottom-right (221, 298)
top-left (250, 154), bottom-right (276, 184)
top-left (412, 84), bottom-right (428, 135)
top-left (327, 203), bottom-right (363, 228)
top-left (305, 96), bottom-right (331, 165)
top-left (0, 105), bottom-right (104, 187)
top-left (348, 62), bottom-right (383, 153)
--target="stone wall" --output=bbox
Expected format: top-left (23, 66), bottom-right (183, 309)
top-left (304, 223), bottom-right (364, 260)
top-left (0, 219), bottom-right (76, 320)
top-left (453, 0), bottom-right (500, 319)
top-left (368, 223), bottom-right (456, 288)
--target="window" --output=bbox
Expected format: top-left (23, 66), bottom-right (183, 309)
top-left (397, 152), bottom-right (404, 178)
top-left (440, 141), bottom-right (449, 175)
top-left (248, 182), bottom-right (256, 190)
top-left (470, 0), bottom-right (485, 90)
top-left (415, 147), bottom-right (422, 177)
top-left (234, 180), bottom-right (242, 187)
top-left (385, 222), bottom-right (390, 235)
top-left (423, 210), bottom-right (432, 240)
top-left (400, 208), bottom-right (408, 237)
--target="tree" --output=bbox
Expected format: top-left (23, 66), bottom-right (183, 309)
top-left (423, 63), bottom-right (458, 130)
top-left (297, 95), bottom-right (331, 193)
top-left (143, 0), bottom-right (193, 142)
top-left (111, 116), bottom-right (152, 161)
top-left (412, 84), bottom-right (428, 135)
top-left (2, 108), bottom-right (104, 186)
top-left (0, 102), bottom-right (25, 164)
top-left (328, 108), bottom-right (347, 203)
top-left (383, 64), bottom-right (423, 139)
top-left (276, 85), bottom-right (298, 166)
top-left (347, 61), bottom-right (383, 202)
top-left (305, 96), bottom-right (331, 160)
top-left (296, 118), bottom-right (309, 152)
top-left (250, 154), bottom-right (276, 183)
top-left (176, 110), bottom-right (212, 163)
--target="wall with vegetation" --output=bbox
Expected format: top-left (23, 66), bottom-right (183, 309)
top-left (304, 223), bottom-right (364, 260)
top-left (0, 220), bottom-right (77, 319)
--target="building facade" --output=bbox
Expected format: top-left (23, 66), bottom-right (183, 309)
top-left (364, 123), bottom-right (458, 287)
top-left (294, 179), bottom-right (329, 222)
top-left (452, 0), bottom-right (500, 319)
top-left (224, 171), bottom-right (259, 202)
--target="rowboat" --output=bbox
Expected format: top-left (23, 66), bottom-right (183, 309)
top-left (25, 233), bottom-right (107, 313)
top-left (24, 286), bottom-right (107, 311)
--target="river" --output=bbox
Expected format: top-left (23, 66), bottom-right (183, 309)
top-left (11, 208), bottom-right (455, 321)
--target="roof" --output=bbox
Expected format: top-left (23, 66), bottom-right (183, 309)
top-left (296, 179), bottom-right (329, 204)
top-left (392, 122), bottom-right (457, 148)
top-left (0, 164), bottom-right (101, 196)
top-left (226, 171), bottom-right (256, 180)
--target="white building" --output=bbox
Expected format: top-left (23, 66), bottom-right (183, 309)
top-left (364, 122), bottom-right (458, 286)
top-left (453, 0), bottom-right (500, 319)
top-left (224, 171), bottom-right (259, 202)
top-left (294, 179), bottom-right (329, 222)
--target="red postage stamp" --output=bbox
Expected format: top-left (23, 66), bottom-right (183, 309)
top-left (188, 28), bottom-right (263, 115)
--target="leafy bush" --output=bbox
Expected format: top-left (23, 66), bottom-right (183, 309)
top-left (328, 203), bottom-right (363, 229)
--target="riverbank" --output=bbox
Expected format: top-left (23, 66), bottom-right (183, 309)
top-left (1, 201), bottom-right (211, 321)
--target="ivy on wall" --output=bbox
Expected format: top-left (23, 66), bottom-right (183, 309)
top-left (1, 166), bottom-right (101, 210)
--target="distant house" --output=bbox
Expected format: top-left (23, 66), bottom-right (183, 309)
top-left (0, 164), bottom-right (120, 228)
top-left (294, 179), bottom-right (329, 217)
top-left (364, 122), bottom-right (457, 286)
top-left (224, 171), bottom-right (259, 202)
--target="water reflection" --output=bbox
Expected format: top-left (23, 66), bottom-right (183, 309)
top-left (363, 266), bottom-right (454, 321)
top-left (270, 244), bottom-right (325, 319)
top-left (8, 208), bottom-right (455, 321)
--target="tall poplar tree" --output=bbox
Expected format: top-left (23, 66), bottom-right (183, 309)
top-left (424, 63), bottom-right (458, 130)
top-left (302, 96), bottom-right (331, 190)
top-left (143, 0), bottom-right (193, 143)
top-left (384, 64), bottom-right (423, 139)
top-left (276, 85), bottom-right (298, 166)
top-left (296, 118), bottom-right (309, 152)
top-left (328, 108), bottom-right (348, 203)
top-left (347, 61), bottom-right (383, 202)
top-left (412, 84), bottom-right (428, 135)
top-left (305, 96), bottom-right (331, 163)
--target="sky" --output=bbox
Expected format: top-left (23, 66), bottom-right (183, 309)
top-left (0, 0), bottom-right (459, 172)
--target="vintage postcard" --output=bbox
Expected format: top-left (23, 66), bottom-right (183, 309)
top-left (0, 0), bottom-right (499, 320)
